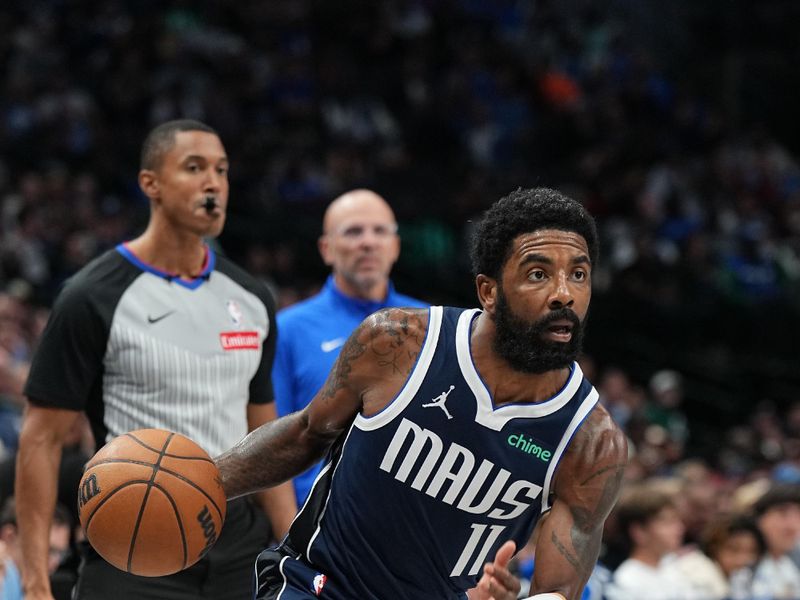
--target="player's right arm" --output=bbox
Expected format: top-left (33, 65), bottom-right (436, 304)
top-left (217, 307), bottom-right (428, 499)
top-left (16, 404), bottom-right (82, 600)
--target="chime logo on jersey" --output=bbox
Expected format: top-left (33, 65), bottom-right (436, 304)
top-left (226, 299), bottom-right (243, 326)
top-left (506, 432), bottom-right (553, 462)
top-left (219, 331), bottom-right (259, 350)
top-left (312, 573), bottom-right (327, 596)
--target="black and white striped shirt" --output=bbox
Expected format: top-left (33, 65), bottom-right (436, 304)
top-left (25, 244), bottom-right (276, 456)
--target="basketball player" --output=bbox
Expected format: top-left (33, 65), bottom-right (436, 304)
top-left (216, 187), bottom-right (628, 600)
top-left (273, 188), bottom-right (426, 508)
top-left (15, 120), bottom-right (295, 600)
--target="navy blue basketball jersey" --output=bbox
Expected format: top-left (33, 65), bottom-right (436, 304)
top-left (283, 306), bottom-right (599, 599)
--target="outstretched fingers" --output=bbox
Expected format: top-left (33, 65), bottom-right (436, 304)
top-left (492, 540), bottom-right (516, 569)
top-left (475, 541), bottom-right (521, 600)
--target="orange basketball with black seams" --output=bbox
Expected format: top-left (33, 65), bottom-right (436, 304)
top-left (77, 428), bottom-right (227, 577)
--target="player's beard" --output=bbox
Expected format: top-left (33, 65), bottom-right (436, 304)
top-left (492, 286), bottom-right (585, 374)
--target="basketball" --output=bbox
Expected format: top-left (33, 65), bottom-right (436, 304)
top-left (77, 428), bottom-right (227, 577)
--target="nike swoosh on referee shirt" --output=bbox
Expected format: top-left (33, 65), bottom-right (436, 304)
top-left (147, 311), bottom-right (176, 324)
top-left (320, 337), bottom-right (346, 353)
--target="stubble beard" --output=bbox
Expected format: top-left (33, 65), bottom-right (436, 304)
top-left (341, 269), bottom-right (386, 299)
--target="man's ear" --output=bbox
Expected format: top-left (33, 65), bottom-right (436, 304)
top-left (476, 274), bottom-right (498, 315)
top-left (318, 234), bottom-right (333, 266)
top-left (388, 233), bottom-right (400, 267)
top-left (138, 169), bottom-right (159, 202)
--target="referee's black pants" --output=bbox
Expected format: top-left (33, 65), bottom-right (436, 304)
top-left (73, 497), bottom-right (271, 600)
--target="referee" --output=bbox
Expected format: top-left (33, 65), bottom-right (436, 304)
top-left (15, 120), bottom-right (295, 600)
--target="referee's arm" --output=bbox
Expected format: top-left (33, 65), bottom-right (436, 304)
top-left (16, 277), bottom-right (105, 600)
top-left (16, 403), bottom-right (82, 600)
top-left (247, 403), bottom-right (296, 540)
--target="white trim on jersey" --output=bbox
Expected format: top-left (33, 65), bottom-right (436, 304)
top-left (354, 305), bottom-right (444, 432)
top-left (455, 309), bottom-right (586, 430)
top-left (299, 307), bottom-right (445, 565)
top-left (540, 387), bottom-right (599, 511)
top-left (288, 459), bottom-right (335, 536)
top-left (305, 419), bottom-right (360, 561)
top-left (272, 554), bottom-right (291, 599)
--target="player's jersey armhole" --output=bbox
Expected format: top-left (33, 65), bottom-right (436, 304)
top-left (354, 305), bottom-right (443, 431)
top-left (540, 387), bottom-right (600, 512)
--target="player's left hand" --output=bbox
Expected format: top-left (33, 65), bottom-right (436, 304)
top-left (472, 540), bottom-right (521, 600)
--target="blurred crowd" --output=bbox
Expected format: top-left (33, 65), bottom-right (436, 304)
top-left (1, 0), bottom-right (800, 598)
top-left (2, 1), bottom-right (800, 304)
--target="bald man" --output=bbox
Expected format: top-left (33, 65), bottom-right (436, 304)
top-left (272, 189), bottom-right (427, 507)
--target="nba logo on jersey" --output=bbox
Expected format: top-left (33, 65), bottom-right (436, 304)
top-left (312, 573), bottom-right (327, 596)
top-left (226, 300), bottom-right (243, 326)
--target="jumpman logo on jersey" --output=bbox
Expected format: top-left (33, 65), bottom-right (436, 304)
top-left (422, 385), bottom-right (455, 419)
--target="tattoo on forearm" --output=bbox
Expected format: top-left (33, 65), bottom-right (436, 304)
top-left (219, 414), bottom-right (318, 497)
top-left (565, 464), bottom-right (625, 575)
top-left (549, 460), bottom-right (625, 579)
top-left (551, 530), bottom-right (581, 572)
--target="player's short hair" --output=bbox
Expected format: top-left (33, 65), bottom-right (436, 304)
top-left (470, 187), bottom-right (598, 280)
top-left (140, 119), bottom-right (219, 171)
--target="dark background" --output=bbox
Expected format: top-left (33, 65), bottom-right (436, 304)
top-left (1, 0), bottom-right (799, 464)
